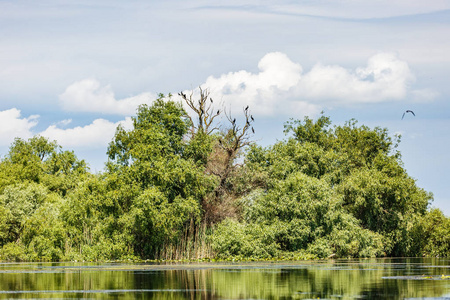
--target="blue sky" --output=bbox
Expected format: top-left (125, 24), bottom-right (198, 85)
top-left (1, 1), bottom-right (450, 214)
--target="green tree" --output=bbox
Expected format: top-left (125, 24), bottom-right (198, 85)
top-left (106, 95), bottom-right (216, 258)
top-left (420, 209), bottom-right (450, 257)
top-left (0, 136), bottom-right (88, 194)
top-left (212, 172), bottom-right (383, 259)
top-left (0, 183), bottom-right (50, 244)
top-left (224, 114), bottom-right (432, 258)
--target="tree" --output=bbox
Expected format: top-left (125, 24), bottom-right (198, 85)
top-left (106, 95), bottom-right (216, 258)
top-left (0, 136), bottom-right (88, 195)
top-left (212, 172), bottom-right (384, 259)
top-left (226, 114), bottom-right (432, 257)
top-left (179, 88), bottom-right (256, 224)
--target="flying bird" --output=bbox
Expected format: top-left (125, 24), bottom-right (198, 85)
top-left (402, 110), bottom-right (415, 120)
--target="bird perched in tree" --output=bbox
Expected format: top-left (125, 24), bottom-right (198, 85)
top-left (245, 105), bottom-right (249, 111)
top-left (251, 115), bottom-right (254, 122)
top-left (402, 110), bottom-right (415, 119)
top-left (252, 127), bottom-right (255, 134)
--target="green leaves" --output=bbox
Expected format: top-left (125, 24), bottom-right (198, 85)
top-left (0, 183), bottom-right (50, 244)
top-left (212, 171), bottom-right (385, 259)
top-left (0, 100), bottom-right (446, 261)
top-left (218, 114), bottom-right (436, 259)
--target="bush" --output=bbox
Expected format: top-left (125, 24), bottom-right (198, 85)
top-left (210, 219), bottom-right (279, 259)
top-left (0, 242), bottom-right (27, 261)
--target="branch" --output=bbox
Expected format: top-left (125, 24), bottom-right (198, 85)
top-left (179, 87), bottom-right (221, 136)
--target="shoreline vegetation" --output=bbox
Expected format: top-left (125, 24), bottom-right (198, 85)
top-left (1, 89), bottom-right (449, 262)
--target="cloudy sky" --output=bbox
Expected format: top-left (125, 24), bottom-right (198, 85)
top-left (1, 0), bottom-right (450, 214)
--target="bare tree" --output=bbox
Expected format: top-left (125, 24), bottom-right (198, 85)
top-left (179, 87), bottom-right (256, 223)
top-left (178, 87), bottom-right (221, 136)
top-left (213, 106), bottom-right (255, 197)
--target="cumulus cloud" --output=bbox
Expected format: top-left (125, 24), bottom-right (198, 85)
top-left (57, 52), bottom-right (429, 120)
top-left (0, 108), bottom-right (38, 146)
top-left (200, 52), bottom-right (319, 116)
top-left (197, 52), bottom-right (420, 116)
top-left (299, 53), bottom-right (414, 103)
top-left (40, 117), bottom-right (133, 149)
top-left (59, 79), bottom-right (155, 115)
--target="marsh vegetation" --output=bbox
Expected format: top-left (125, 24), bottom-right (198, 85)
top-left (0, 90), bottom-right (449, 262)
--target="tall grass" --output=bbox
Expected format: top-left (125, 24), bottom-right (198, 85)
top-left (155, 220), bottom-right (215, 260)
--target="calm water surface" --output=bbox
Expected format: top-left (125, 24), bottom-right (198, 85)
top-left (0, 258), bottom-right (449, 299)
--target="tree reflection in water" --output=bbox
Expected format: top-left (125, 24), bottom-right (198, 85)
top-left (0, 258), bottom-right (449, 299)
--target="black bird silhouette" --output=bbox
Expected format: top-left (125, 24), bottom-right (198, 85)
top-left (250, 115), bottom-right (254, 122)
top-left (232, 118), bottom-right (236, 125)
top-left (402, 110), bottom-right (415, 120)
top-left (216, 110), bottom-right (220, 115)
top-left (245, 105), bottom-right (249, 111)
top-left (210, 98), bottom-right (213, 103)
top-left (251, 127), bottom-right (255, 134)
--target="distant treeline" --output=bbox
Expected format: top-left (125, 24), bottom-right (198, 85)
top-left (0, 90), bottom-right (449, 261)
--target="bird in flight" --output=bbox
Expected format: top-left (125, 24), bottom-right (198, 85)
top-left (402, 110), bottom-right (415, 120)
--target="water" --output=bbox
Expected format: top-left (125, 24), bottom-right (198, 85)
top-left (0, 258), bottom-right (449, 299)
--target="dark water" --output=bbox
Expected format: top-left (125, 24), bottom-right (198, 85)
top-left (0, 258), bottom-right (450, 299)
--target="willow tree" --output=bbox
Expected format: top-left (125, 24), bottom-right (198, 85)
top-left (213, 115), bottom-right (433, 258)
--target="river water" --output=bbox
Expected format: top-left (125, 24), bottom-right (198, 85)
top-left (0, 258), bottom-right (449, 299)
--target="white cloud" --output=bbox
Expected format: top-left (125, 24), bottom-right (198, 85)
top-left (57, 119), bottom-right (73, 126)
top-left (59, 79), bottom-right (155, 115)
top-left (200, 52), bottom-right (318, 116)
top-left (55, 52), bottom-right (431, 120)
top-left (0, 108), bottom-right (39, 146)
top-left (198, 52), bottom-right (419, 117)
top-left (40, 117), bottom-right (133, 149)
top-left (299, 53), bottom-right (415, 103)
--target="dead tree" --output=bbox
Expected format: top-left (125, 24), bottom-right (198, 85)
top-left (178, 87), bottom-right (221, 136)
top-left (179, 87), bottom-right (256, 223)
top-left (214, 106), bottom-right (255, 197)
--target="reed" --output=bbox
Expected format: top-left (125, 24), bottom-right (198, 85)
top-left (155, 220), bottom-right (215, 260)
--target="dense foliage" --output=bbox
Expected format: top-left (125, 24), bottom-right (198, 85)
top-left (0, 94), bottom-right (448, 261)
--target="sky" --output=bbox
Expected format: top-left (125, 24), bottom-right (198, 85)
top-left (1, 0), bottom-right (450, 214)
